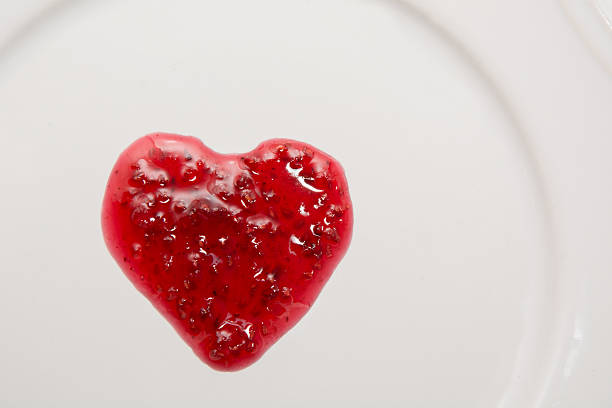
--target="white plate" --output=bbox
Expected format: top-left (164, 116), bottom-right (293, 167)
top-left (0, 1), bottom-right (610, 406)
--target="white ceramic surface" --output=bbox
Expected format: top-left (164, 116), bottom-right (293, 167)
top-left (561, 0), bottom-right (612, 73)
top-left (0, 1), bottom-right (610, 406)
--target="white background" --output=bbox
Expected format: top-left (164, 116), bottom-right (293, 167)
top-left (0, 1), bottom-right (610, 406)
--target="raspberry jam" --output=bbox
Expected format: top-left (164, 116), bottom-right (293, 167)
top-left (102, 133), bottom-right (353, 371)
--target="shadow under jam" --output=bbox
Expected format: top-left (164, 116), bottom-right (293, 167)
top-left (101, 133), bottom-right (353, 371)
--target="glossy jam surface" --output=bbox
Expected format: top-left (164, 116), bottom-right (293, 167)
top-left (102, 133), bottom-right (353, 371)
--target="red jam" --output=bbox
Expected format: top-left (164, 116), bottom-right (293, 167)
top-left (102, 133), bottom-right (353, 371)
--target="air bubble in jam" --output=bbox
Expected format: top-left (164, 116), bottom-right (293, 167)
top-left (102, 133), bottom-right (352, 371)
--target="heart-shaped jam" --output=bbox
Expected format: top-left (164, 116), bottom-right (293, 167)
top-left (102, 133), bottom-right (353, 371)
